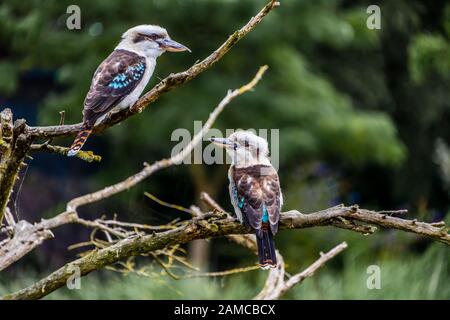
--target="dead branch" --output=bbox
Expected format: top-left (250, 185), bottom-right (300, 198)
top-left (145, 192), bottom-right (193, 215)
top-left (0, 109), bottom-right (32, 222)
top-left (23, 0), bottom-right (279, 140)
top-left (200, 191), bottom-right (257, 252)
top-left (255, 242), bottom-right (348, 300)
top-left (180, 265), bottom-right (260, 279)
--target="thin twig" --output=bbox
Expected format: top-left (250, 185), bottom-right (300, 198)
top-left (255, 242), bottom-right (348, 300)
top-left (200, 192), bottom-right (225, 212)
top-left (201, 191), bottom-right (257, 251)
top-left (144, 192), bottom-right (192, 215)
top-left (7, 204), bottom-right (448, 300)
top-left (30, 144), bottom-right (101, 163)
top-left (181, 265), bottom-right (260, 279)
top-left (99, 219), bottom-right (177, 231)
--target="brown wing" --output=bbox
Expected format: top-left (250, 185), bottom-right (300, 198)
top-left (260, 167), bottom-right (281, 234)
top-left (82, 49), bottom-right (146, 127)
top-left (233, 165), bottom-right (281, 235)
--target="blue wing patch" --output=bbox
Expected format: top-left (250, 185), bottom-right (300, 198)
top-left (108, 62), bottom-right (145, 89)
top-left (232, 186), bottom-right (245, 209)
top-left (262, 204), bottom-right (269, 223)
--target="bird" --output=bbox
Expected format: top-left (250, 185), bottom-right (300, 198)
top-left (210, 131), bottom-right (282, 269)
top-left (67, 25), bottom-right (190, 156)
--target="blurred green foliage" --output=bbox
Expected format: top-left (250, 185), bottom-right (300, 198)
top-left (409, 34), bottom-right (450, 84)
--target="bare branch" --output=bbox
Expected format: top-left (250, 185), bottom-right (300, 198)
top-left (0, 220), bottom-right (54, 271)
top-left (23, 0), bottom-right (279, 140)
top-left (181, 265), bottom-right (260, 279)
top-left (144, 192), bottom-right (193, 215)
top-left (285, 242), bottom-right (347, 289)
top-left (30, 143), bottom-right (101, 163)
top-left (3, 207), bottom-right (15, 227)
top-left (200, 192), bottom-right (225, 212)
top-left (0, 109), bottom-right (32, 222)
top-left (354, 208), bottom-right (449, 245)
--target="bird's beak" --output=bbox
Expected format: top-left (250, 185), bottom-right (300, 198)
top-left (210, 137), bottom-right (233, 148)
top-left (157, 38), bottom-right (191, 53)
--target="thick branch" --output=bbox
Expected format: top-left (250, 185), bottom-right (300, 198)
top-left (1, 210), bottom-right (343, 300)
top-left (0, 112), bottom-right (32, 221)
top-left (0, 108), bottom-right (13, 159)
top-left (200, 191), bottom-right (256, 251)
top-left (24, 0), bottom-right (279, 140)
top-left (0, 221), bottom-right (54, 271)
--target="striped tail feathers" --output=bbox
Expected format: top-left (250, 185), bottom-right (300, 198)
top-left (67, 125), bottom-right (93, 157)
top-left (256, 224), bottom-right (277, 269)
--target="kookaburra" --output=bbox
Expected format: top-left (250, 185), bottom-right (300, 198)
top-left (67, 25), bottom-right (190, 156)
top-left (211, 131), bottom-right (282, 269)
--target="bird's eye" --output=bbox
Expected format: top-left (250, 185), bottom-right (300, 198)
top-left (149, 33), bottom-right (160, 40)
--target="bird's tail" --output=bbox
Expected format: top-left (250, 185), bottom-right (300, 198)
top-left (256, 225), bottom-right (277, 269)
top-left (67, 124), bottom-right (92, 157)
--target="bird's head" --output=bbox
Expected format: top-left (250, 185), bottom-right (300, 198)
top-left (210, 130), bottom-right (271, 167)
top-left (117, 25), bottom-right (191, 58)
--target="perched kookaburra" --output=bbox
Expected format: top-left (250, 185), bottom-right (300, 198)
top-left (67, 25), bottom-right (190, 156)
top-left (211, 131), bottom-right (282, 269)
